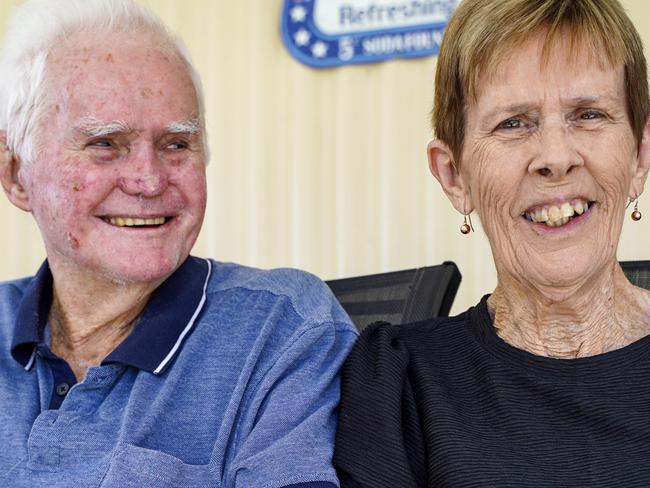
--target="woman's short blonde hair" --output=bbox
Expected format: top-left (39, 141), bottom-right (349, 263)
top-left (433, 0), bottom-right (649, 164)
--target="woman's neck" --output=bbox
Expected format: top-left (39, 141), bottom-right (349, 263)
top-left (488, 263), bottom-right (650, 358)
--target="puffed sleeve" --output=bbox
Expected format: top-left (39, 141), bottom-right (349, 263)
top-left (334, 322), bottom-right (426, 488)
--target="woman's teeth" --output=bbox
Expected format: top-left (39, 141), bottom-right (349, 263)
top-left (524, 201), bottom-right (589, 227)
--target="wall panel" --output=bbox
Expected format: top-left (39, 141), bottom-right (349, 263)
top-left (0, 0), bottom-right (649, 314)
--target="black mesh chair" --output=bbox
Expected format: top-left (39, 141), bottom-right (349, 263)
top-left (326, 261), bottom-right (461, 332)
top-left (621, 260), bottom-right (650, 290)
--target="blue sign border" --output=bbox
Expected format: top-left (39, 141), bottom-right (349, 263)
top-left (281, 0), bottom-right (457, 68)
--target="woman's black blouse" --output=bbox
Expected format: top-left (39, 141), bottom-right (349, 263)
top-left (334, 296), bottom-right (650, 487)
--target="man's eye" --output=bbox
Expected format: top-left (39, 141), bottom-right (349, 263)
top-left (87, 139), bottom-right (113, 148)
top-left (497, 118), bottom-right (523, 130)
top-left (166, 141), bottom-right (189, 150)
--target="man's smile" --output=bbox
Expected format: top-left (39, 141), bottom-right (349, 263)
top-left (101, 216), bottom-right (170, 227)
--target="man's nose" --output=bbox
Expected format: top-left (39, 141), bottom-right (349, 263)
top-left (528, 123), bottom-right (584, 179)
top-left (118, 145), bottom-right (169, 197)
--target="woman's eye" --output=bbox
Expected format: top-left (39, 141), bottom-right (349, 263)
top-left (497, 118), bottom-right (523, 130)
top-left (580, 110), bottom-right (603, 120)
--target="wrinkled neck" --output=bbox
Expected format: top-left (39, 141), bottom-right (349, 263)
top-left (46, 262), bottom-right (160, 381)
top-left (488, 263), bottom-right (650, 358)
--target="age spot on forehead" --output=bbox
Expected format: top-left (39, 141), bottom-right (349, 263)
top-left (105, 53), bottom-right (114, 63)
top-left (140, 88), bottom-right (153, 99)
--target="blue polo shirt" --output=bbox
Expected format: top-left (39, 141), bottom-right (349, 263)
top-left (0, 256), bottom-right (357, 488)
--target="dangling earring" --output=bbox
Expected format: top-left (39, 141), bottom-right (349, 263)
top-left (631, 199), bottom-right (642, 221)
top-left (460, 213), bottom-right (474, 234)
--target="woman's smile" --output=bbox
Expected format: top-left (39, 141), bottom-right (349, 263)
top-left (521, 200), bottom-right (595, 236)
top-left (522, 198), bottom-right (591, 227)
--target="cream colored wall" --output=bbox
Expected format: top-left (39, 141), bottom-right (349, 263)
top-left (0, 0), bottom-right (649, 314)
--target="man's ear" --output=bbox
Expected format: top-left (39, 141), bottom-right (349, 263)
top-left (427, 139), bottom-right (472, 214)
top-left (0, 132), bottom-right (32, 212)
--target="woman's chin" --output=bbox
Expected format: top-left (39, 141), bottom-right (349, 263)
top-left (504, 248), bottom-right (614, 300)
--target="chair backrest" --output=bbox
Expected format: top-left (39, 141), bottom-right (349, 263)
top-left (326, 262), bottom-right (461, 332)
top-left (621, 260), bottom-right (650, 290)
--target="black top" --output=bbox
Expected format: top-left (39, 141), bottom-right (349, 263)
top-left (334, 296), bottom-right (650, 487)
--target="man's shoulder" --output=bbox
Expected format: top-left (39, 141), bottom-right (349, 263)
top-left (206, 260), bottom-right (354, 331)
top-left (0, 275), bottom-right (34, 307)
top-left (0, 275), bottom-right (35, 344)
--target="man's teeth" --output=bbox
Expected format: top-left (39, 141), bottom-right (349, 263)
top-left (105, 217), bottom-right (167, 227)
top-left (524, 200), bottom-right (589, 227)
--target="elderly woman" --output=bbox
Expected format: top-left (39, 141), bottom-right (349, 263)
top-left (334, 0), bottom-right (650, 486)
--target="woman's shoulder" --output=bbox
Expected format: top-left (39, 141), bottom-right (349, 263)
top-left (353, 310), bottom-right (472, 356)
top-left (341, 307), bottom-right (477, 391)
top-left (335, 308), bottom-right (478, 487)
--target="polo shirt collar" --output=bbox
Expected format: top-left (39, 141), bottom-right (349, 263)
top-left (11, 260), bottom-right (52, 370)
top-left (11, 256), bottom-right (212, 375)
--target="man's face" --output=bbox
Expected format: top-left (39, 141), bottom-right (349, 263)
top-left (22, 36), bottom-right (207, 285)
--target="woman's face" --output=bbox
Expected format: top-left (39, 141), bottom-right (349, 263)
top-left (445, 33), bottom-right (650, 295)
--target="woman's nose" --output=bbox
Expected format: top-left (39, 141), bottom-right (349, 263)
top-left (528, 125), bottom-right (584, 179)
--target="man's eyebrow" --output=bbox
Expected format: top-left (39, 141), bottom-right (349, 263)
top-left (74, 117), bottom-right (132, 137)
top-left (166, 118), bottom-right (202, 135)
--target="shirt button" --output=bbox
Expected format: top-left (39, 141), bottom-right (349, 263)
top-left (56, 383), bottom-right (70, 396)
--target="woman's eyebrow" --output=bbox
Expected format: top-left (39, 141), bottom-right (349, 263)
top-left (480, 103), bottom-right (538, 122)
top-left (564, 95), bottom-right (618, 107)
top-left (481, 95), bottom-right (621, 121)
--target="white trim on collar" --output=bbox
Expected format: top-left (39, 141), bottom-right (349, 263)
top-left (153, 259), bottom-right (212, 375)
top-left (25, 347), bottom-right (37, 371)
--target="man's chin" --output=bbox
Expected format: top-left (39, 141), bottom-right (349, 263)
top-left (105, 257), bottom-right (186, 286)
top-left (57, 251), bottom-right (189, 288)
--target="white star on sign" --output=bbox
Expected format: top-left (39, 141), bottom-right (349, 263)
top-left (311, 41), bottom-right (328, 58)
top-left (293, 28), bottom-right (311, 47)
top-left (290, 5), bottom-right (307, 22)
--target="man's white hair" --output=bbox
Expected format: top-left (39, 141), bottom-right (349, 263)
top-left (0, 0), bottom-right (209, 165)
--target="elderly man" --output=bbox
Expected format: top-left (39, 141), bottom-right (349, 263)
top-left (0, 0), bottom-right (356, 486)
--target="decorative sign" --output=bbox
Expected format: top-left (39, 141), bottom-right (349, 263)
top-left (281, 0), bottom-right (460, 68)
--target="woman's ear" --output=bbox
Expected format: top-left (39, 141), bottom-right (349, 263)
top-left (630, 120), bottom-right (650, 200)
top-left (0, 132), bottom-right (32, 212)
top-left (427, 139), bottom-right (473, 214)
